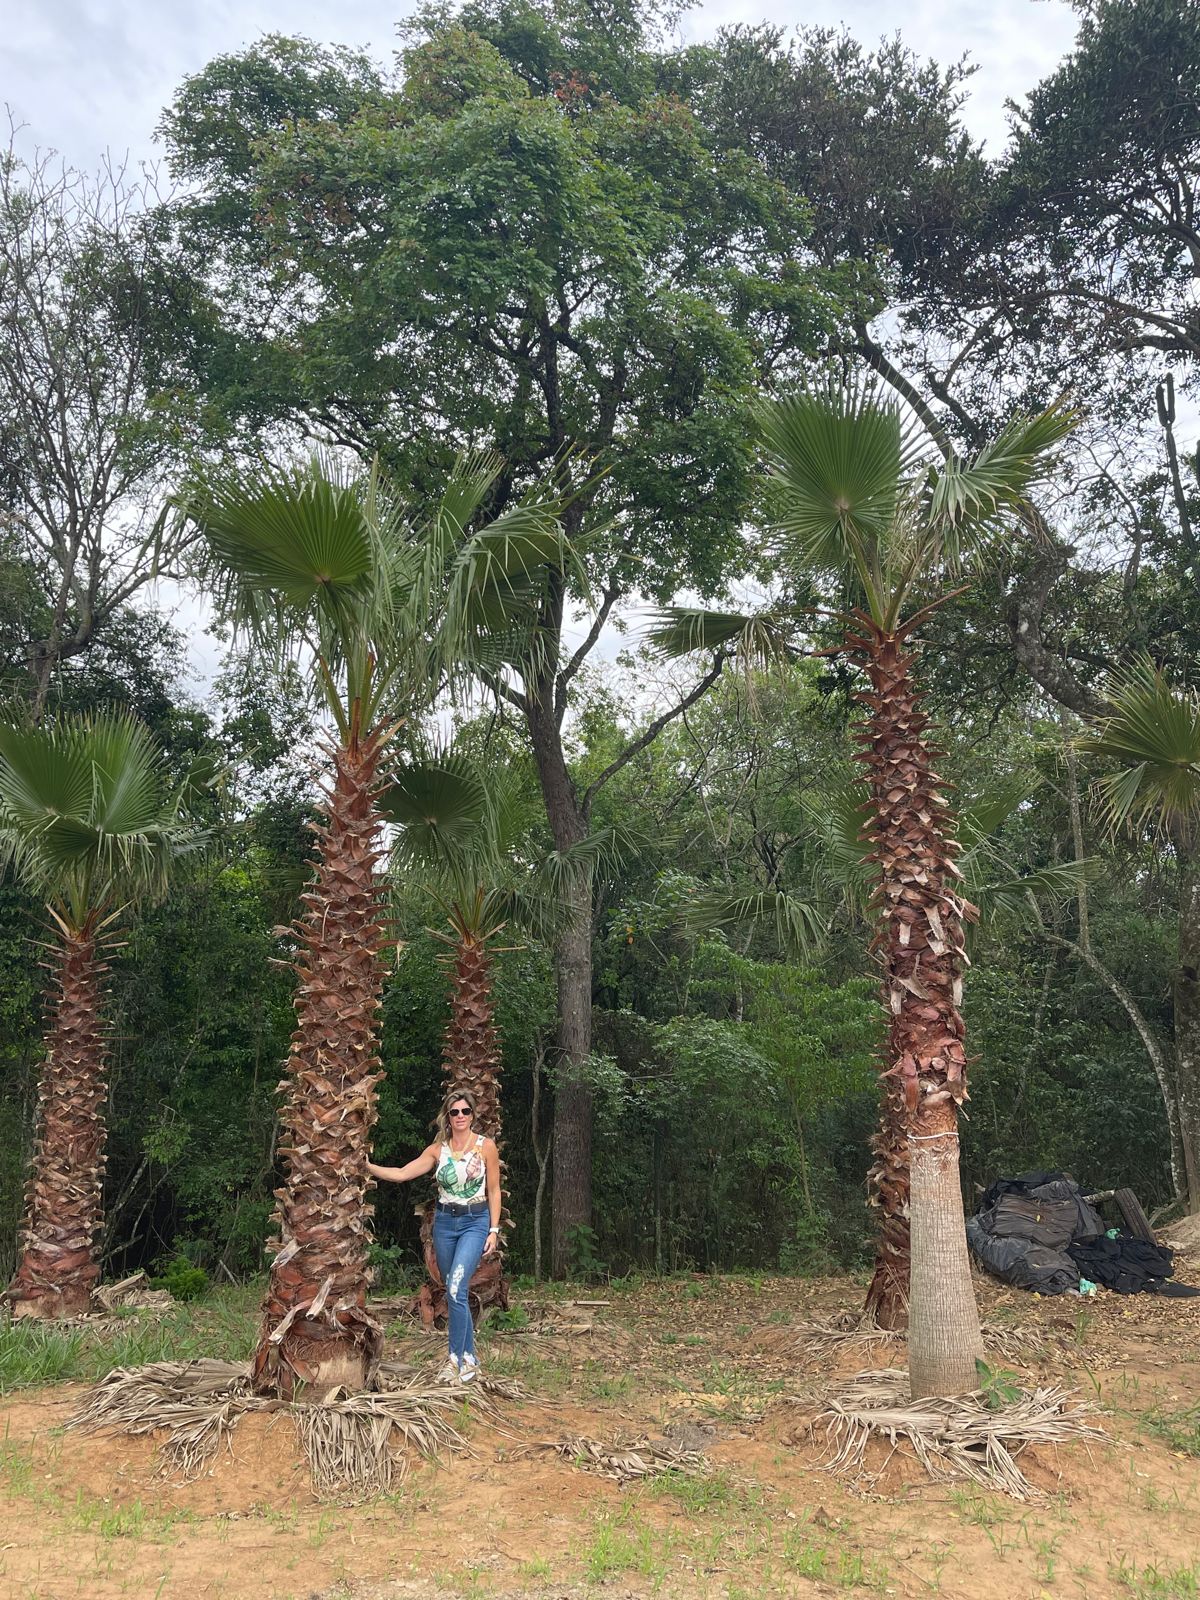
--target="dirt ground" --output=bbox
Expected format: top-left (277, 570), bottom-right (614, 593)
top-left (3, 1258), bottom-right (1200, 1600)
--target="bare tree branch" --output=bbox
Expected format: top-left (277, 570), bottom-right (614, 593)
top-left (580, 650), bottom-right (728, 812)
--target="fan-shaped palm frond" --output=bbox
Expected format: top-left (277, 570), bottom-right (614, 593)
top-left (757, 382), bottom-right (925, 593)
top-left (0, 712), bottom-right (204, 927)
top-left (682, 886), bottom-right (827, 960)
top-left (381, 757), bottom-right (490, 869)
top-left (646, 606), bottom-right (797, 669)
top-left (1079, 657), bottom-right (1200, 837)
top-left (928, 401), bottom-right (1077, 562)
top-left (757, 385), bottom-right (1074, 629)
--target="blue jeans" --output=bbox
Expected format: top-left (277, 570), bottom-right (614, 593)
top-left (432, 1208), bottom-right (490, 1363)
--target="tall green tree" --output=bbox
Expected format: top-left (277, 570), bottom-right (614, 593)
top-left (657, 382), bottom-right (1073, 1395)
top-left (0, 712), bottom-right (202, 1317)
top-left (160, 1), bottom-right (855, 1273)
top-left (181, 449), bottom-right (564, 1394)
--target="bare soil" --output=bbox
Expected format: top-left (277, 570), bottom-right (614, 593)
top-left (3, 1262), bottom-right (1200, 1600)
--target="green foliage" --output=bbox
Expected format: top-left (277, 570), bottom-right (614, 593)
top-left (565, 1223), bottom-right (609, 1281)
top-left (974, 1359), bottom-right (1022, 1411)
top-left (152, 1256), bottom-right (209, 1301)
top-left (0, 1288), bottom-right (259, 1393)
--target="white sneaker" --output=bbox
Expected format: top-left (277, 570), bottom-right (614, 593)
top-left (436, 1356), bottom-right (460, 1384)
top-left (459, 1354), bottom-right (480, 1384)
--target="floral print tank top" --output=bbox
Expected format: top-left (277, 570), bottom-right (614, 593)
top-left (436, 1134), bottom-right (486, 1203)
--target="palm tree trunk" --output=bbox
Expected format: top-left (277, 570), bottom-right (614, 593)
top-left (863, 1079), bottom-right (911, 1330)
top-left (6, 916), bottom-right (109, 1319)
top-left (415, 924), bottom-right (510, 1325)
top-left (851, 616), bottom-right (984, 1395)
top-left (251, 726), bottom-right (391, 1398)
top-left (1175, 851), bottom-right (1200, 1211)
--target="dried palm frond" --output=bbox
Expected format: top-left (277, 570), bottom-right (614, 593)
top-left (814, 1368), bottom-right (1103, 1501)
top-left (794, 1314), bottom-right (1053, 1365)
top-left (794, 1313), bottom-right (897, 1356)
top-left (508, 1434), bottom-right (707, 1483)
top-left (68, 1357), bottom-right (508, 1499)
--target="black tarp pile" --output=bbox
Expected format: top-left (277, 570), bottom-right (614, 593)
top-left (966, 1170), bottom-right (1199, 1297)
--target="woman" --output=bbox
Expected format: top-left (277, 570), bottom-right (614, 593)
top-left (366, 1088), bottom-right (501, 1383)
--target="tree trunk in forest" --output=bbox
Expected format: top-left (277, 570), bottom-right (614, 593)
top-left (6, 918), bottom-right (109, 1319)
top-left (1175, 850), bottom-right (1200, 1212)
top-left (863, 1080), bottom-right (911, 1330)
top-left (908, 1101), bottom-right (984, 1398)
top-left (527, 678), bottom-right (595, 1278)
top-left (414, 927), bottom-right (510, 1325)
top-left (252, 726), bottom-right (391, 1399)
top-left (850, 616), bottom-right (984, 1391)
top-left (551, 885), bottom-right (594, 1276)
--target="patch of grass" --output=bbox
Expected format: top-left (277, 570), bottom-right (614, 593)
top-left (0, 1285), bottom-right (259, 1395)
top-left (579, 1361), bottom-right (633, 1401)
top-left (1142, 1402), bottom-right (1200, 1457)
top-left (781, 1528), bottom-right (889, 1590)
top-left (519, 1556), bottom-right (553, 1581)
top-left (1111, 1555), bottom-right (1200, 1598)
top-left (583, 1510), bottom-right (672, 1588)
top-left (486, 1305), bottom-right (531, 1333)
top-left (479, 1346), bottom-right (571, 1394)
top-left (949, 1487), bottom-right (1012, 1528)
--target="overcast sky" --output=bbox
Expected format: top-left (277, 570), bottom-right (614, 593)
top-left (8, 0), bottom-right (1081, 173)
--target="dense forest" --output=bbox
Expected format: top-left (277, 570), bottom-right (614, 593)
top-left (0, 0), bottom-right (1196, 1323)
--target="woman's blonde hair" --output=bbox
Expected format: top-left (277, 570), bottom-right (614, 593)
top-left (436, 1086), bottom-right (479, 1143)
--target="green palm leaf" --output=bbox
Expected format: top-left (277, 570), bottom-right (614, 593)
top-left (646, 607), bottom-right (796, 667)
top-left (381, 757), bottom-right (490, 867)
top-left (187, 457), bottom-right (377, 607)
top-left (682, 887), bottom-right (827, 959)
top-left (929, 400), bottom-right (1077, 564)
top-left (0, 712), bottom-right (206, 925)
top-left (1079, 656), bottom-right (1200, 833)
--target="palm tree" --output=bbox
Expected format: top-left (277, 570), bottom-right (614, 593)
top-left (685, 775), bottom-right (1086, 1329)
top-left (1080, 657), bottom-right (1200, 1211)
top-left (0, 712), bottom-right (202, 1318)
top-left (181, 452), bottom-right (565, 1396)
top-left (383, 756), bottom-right (535, 1322)
top-left (655, 382), bottom-right (1073, 1395)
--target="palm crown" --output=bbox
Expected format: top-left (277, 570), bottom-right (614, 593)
top-left (182, 451), bottom-right (572, 739)
top-left (0, 712), bottom-right (203, 931)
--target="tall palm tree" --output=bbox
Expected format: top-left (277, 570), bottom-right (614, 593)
top-left (383, 756), bottom-right (536, 1321)
top-left (689, 775), bottom-right (1086, 1328)
top-left (1080, 658), bottom-right (1200, 1211)
top-left (182, 452), bottom-right (565, 1396)
top-left (655, 382), bottom-right (1073, 1395)
top-left (0, 712), bottom-right (202, 1318)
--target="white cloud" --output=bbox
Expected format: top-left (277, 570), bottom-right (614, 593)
top-left (7, 0), bottom-right (1079, 170)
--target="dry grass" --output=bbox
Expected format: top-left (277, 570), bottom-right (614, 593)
top-left (813, 1367), bottom-right (1105, 1501)
top-left (68, 1355), bottom-right (524, 1500)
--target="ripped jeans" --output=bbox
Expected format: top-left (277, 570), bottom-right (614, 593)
top-left (432, 1206), bottom-right (490, 1363)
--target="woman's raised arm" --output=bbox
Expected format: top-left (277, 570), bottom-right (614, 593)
top-left (367, 1143), bottom-right (438, 1184)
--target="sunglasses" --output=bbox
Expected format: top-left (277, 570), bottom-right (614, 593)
top-left (448, 1106), bottom-right (472, 1117)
